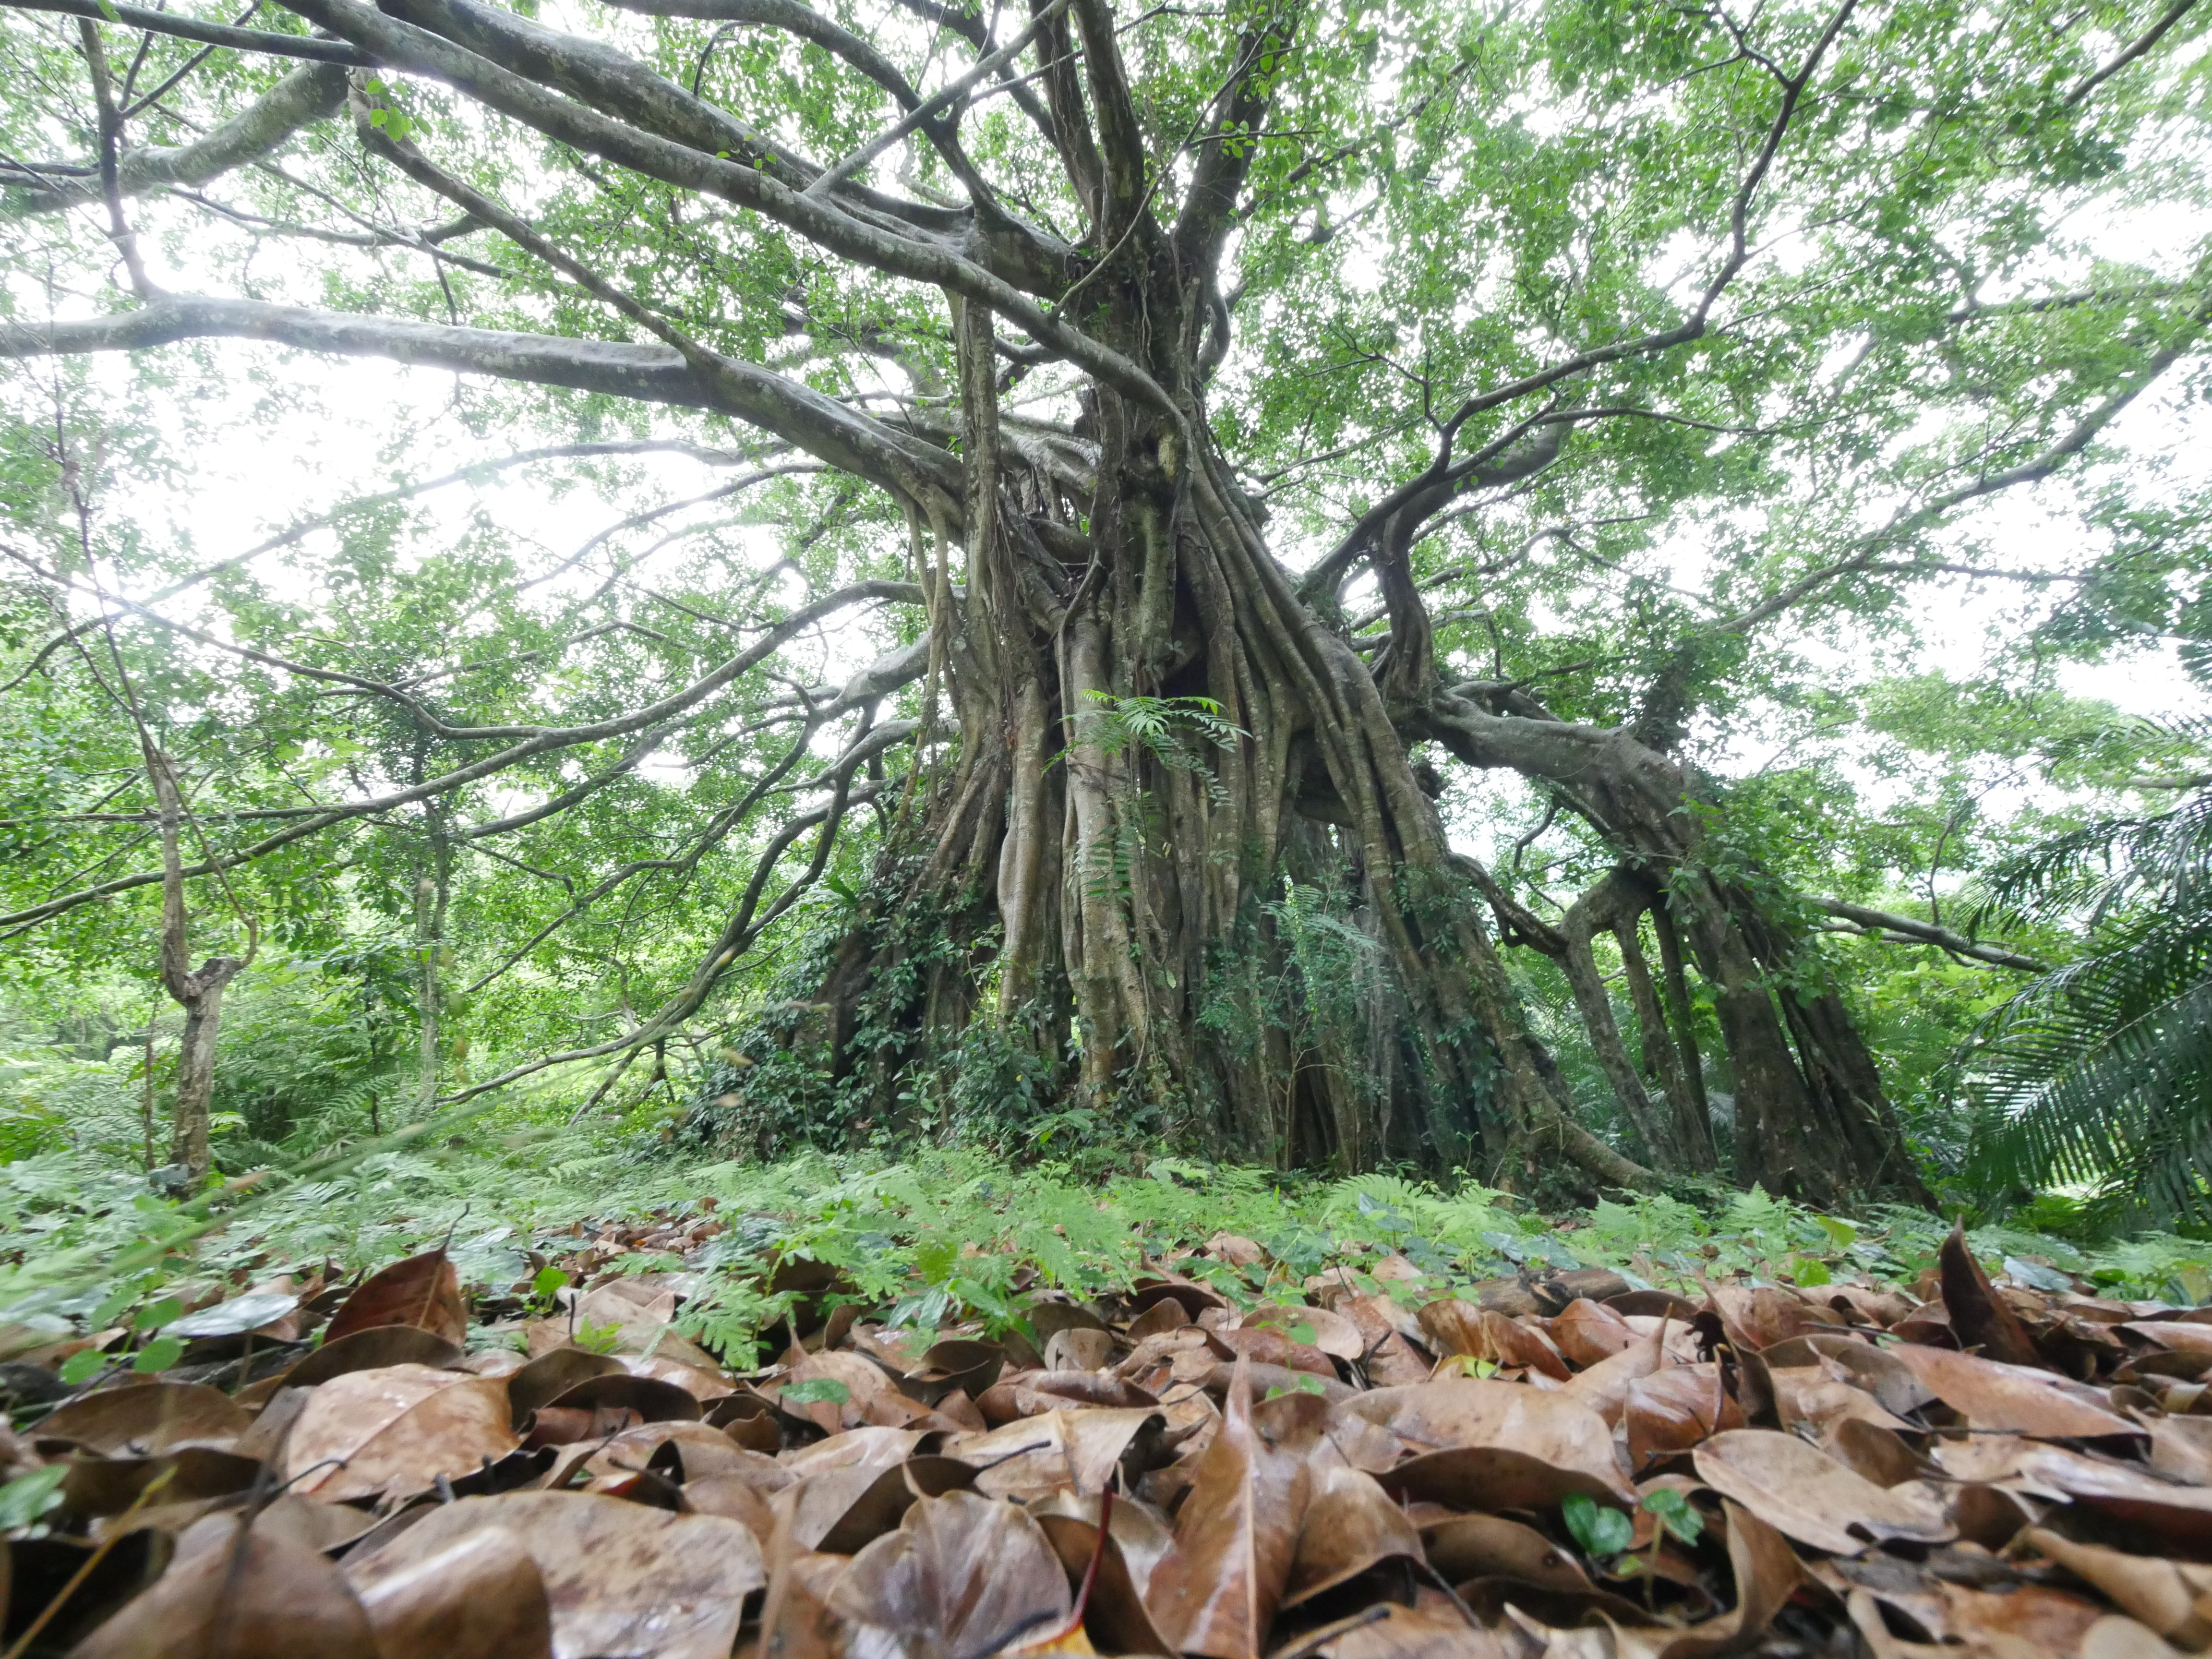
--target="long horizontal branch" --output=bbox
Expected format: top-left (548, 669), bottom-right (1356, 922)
top-left (4, 62), bottom-right (346, 214)
top-left (0, 293), bottom-right (955, 497)
top-left (282, 0), bottom-right (1172, 413)
top-left (1813, 899), bottom-right (2047, 972)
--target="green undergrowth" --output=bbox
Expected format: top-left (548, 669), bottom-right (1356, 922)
top-left (6, 1128), bottom-right (2211, 1373)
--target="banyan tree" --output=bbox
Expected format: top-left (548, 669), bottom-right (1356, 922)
top-left (3, 0), bottom-right (2204, 1198)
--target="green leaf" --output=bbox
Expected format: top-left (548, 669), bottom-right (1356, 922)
top-left (532, 1265), bottom-right (571, 1298)
top-left (575, 1319), bottom-right (623, 1355)
top-left (1290, 1321), bottom-right (1317, 1344)
top-left (779, 1377), bottom-right (851, 1406)
top-left (134, 1297), bottom-right (182, 1331)
top-left (132, 1335), bottom-right (185, 1373)
top-left (1791, 1257), bottom-right (1832, 1287)
top-left (58, 1348), bottom-right (106, 1384)
top-left (1642, 1487), bottom-right (1705, 1546)
top-left (1561, 1492), bottom-right (1633, 1558)
top-left (0, 1466), bottom-right (67, 1531)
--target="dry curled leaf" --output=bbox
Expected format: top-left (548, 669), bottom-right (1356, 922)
top-left (351, 1525), bottom-right (555, 1659)
top-left (1887, 1342), bottom-right (2140, 1438)
top-left (1283, 1463), bottom-right (1422, 1606)
top-left (37, 1383), bottom-right (252, 1455)
top-left (345, 1491), bottom-right (762, 1659)
top-left (1340, 1377), bottom-right (1630, 1496)
top-left (283, 1363), bottom-right (517, 1502)
top-left (73, 1511), bottom-right (380, 1659)
top-left (830, 1487), bottom-right (1073, 1659)
top-left (324, 1247), bottom-right (468, 1348)
top-left (1143, 1359), bottom-right (1320, 1659)
top-left (1693, 1428), bottom-right (1954, 1554)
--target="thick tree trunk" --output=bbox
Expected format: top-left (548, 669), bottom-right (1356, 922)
top-left (780, 261), bottom-right (1664, 1196)
top-left (1417, 698), bottom-right (1923, 1203)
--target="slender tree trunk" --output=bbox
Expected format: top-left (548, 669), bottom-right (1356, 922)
top-left (416, 804), bottom-right (451, 1116)
top-left (146, 750), bottom-right (244, 1185)
top-left (139, 1005), bottom-right (158, 1172)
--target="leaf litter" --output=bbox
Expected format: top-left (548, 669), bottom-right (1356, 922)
top-left (6, 1221), bottom-right (2212, 1656)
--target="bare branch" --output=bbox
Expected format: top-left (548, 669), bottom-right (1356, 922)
top-left (0, 0), bottom-right (368, 61)
top-left (2064, 0), bottom-right (2200, 107)
top-left (1813, 899), bottom-right (2047, 972)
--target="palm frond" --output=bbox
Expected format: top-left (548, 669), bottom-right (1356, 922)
top-left (1965, 823), bottom-right (2212, 1224)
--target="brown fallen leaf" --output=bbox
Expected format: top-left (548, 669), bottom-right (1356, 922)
top-left (1415, 1302), bottom-right (1570, 1382)
top-left (351, 1524), bottom-right (554, 1659)
top-left (1243, 1303), bottom-right (1366, 1363)
top-left (781, 1424), bottom-right (929, 1478)
top-left (1550, 1298), bottom-right (1642, 1368)
top-left (1767, 1364), bottom-right (1914, 1434)
top-left (2148, 1416), bottom-right (2212, 1486)
top-left (1561, 1318), bottom-right (1668, 1427)
top-left (1126, 1298), bottom-right (1194, 1341)
top-left (907, 1338), bottom-right (1007, 1404)
top-left (1887, 1343), bottom-right (2140, 1438)
top-left (945, 1407), bottom-right (1164, 1499)
top-left (1940, 1225), bottom-right (2042, 1369)
top-left (1045, 1328), bottom-right (1117, 1372)
top-left (344, 1491), bottom-right (762, 1659)
top-left (1034, 1502), bottom-right (1178, 1657)
top-left (1144, 1359), bottom-right (1321, 1659)
top-left (792, 1455), bottom-right (977, 1553)
top-left (275, 1325), bottom-right (465, 1394)
top-left (1205, 1232), bottom-right (1269, 1268)
top-left (1693, 1428), bottom-right (1954, 1554)
top-left (1210, 1327), bottom-right (1339, 1379)
top-left (283, 1362), bottom-right (517, 1502)
top-left (539, 1370), bottom-right (701, 1424)
top-left (1616, 1500), bottom-right (1801, 1659)
top-left (324, 1247), bottom-right (468, 1349)
top-left (1283, 1463), bottom-right (1423, 1606)
top-left (1340, 1378), bottom-right (1629, 1496)
top-left (2015, 1527), bottom-right (2212, 1649)
top-left (37, 1382), bottom-right (251, 1455)
top-left (569, 1419), bottom-right (761, 1485)
top-left (2124, 1322), bottom-right (2212, 1357)
top-left (1703, 1280), bottom-right (1841, 1353)
top-left (72, 1510), bottom-right (380, 1659)
top-left (1293, 1602), bottom-right (1510, 1658)
top-left (505, 1347), bottom-right (626, 1423)
top-left (1625, 1366), bottom-right (1744, 1473)
top-left (1131, 1279), bottom-right (1231, 1321)
top-left (58, 1446), bottom-right (260, 1519)
top-left (772, 1350), bottom-right (896, 1431)
top-left (1761, 1332), bottom-right (1934, 1419)
top-left (1374, 1444), bottom-right (1632, 1515)
top-left (830, 1487), bottom-right (1073, 1659)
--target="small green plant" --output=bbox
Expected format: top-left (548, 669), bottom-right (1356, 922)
top-left (574, 1319), bottom-right (624, 1355)
top-left (1562, 1492), bottom-right (1634, 1558)
top-left (0, 1467), bottom-right (67, 1533)
top-left (1642, 1487), bottom-right (1704, 1547)
top-left (780, 1377), bottom-right (851, 1406)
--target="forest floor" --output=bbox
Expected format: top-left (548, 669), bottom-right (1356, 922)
top-left (4, 1146), bottom-right (2212, 1655)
